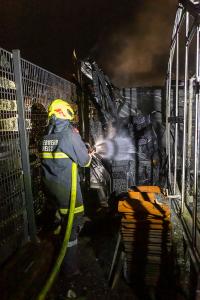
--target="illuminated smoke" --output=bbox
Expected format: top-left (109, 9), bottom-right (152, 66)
top-left (98, 0), bottom-right (177, 87)
top-left (95, 123), bottom-right (135, 160)
top-left (95, 135), bottom-right (135, 161)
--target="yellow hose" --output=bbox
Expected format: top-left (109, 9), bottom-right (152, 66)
top-left (37, 162), bottom-right (77, 300)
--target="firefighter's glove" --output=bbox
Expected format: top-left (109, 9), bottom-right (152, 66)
top-left (85, 143), bottom-right (96, 154)
top-left (89, 151), bottom-right (95, 159)
top-left (89, 147), bottom-right (96, 158)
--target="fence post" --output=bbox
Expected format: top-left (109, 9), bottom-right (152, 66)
top-left (12, 49), bottom-right (37, 241)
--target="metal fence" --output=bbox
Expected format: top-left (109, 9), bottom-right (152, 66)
top-left (166, 0), bottom-right (200, 268)
top-left (0, 47), bottom-right (76, 264)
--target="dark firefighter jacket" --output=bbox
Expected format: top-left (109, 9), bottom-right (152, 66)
top-left (40, 118), bottom-right (91, 212)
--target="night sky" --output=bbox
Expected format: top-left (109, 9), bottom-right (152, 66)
top-left (1, 0), bottom-right (177, 87)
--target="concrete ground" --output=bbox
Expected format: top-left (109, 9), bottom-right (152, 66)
top-left (47, 209), bottom-right (186, 300)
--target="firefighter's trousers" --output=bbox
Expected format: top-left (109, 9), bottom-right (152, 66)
top-left (60, 213), bottom-right (83, 276)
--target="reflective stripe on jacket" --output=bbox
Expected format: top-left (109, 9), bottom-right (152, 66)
top-left (40, 119), bottom-right (91, 209)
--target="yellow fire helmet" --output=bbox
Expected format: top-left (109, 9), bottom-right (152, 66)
top-left (48, 99), bottom-right (74, 121)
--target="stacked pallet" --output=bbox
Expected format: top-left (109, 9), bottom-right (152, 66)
top-left (118, 186), bottom-right (171, 286)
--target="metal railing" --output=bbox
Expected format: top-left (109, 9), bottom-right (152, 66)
top-left (166, 0), bottom-right (200, 269)
top-left (0, 47), bottom-right (76, 264)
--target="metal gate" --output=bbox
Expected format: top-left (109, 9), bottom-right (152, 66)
top-left (166, 0), bottom-right (200, 267)
top-left (0, 47), bottom-right (76, 264)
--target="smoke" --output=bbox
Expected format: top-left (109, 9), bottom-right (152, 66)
top-left (95, 136), bottom-right (135, 161)
top-left (95, 123), bottom-right (135, 161)
top-left (97, 0), bottom-right (177, 87)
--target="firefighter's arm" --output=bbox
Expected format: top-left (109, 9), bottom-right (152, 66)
top-left (71, 131), bottom-right (92, 167)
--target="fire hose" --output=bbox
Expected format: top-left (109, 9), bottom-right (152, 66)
top-left (37, 162), bottom-right (77, 300)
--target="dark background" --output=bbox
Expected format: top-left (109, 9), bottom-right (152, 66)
top-left (0, 0), bottom-right (178, 87)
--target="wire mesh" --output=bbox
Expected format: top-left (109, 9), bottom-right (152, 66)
top-left (0, 47), bottom-right (77, 264)
top-left (20, 57), bottom-right (76, 218)
top-left (0, 48), bottom-right (28, 264)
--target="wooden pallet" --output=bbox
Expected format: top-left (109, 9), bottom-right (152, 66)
top-left (118, 186), bottom-right (172, 286)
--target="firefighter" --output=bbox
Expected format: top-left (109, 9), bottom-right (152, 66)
top-left (40, 98), bottom-right (93, 277)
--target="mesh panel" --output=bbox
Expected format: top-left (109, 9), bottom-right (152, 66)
top-left (0, 48), bottom-right (28, 264)
top-left (0, 47), bottom-right (77, 264)
top-left (20, 58), bottom-right (76, 217)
